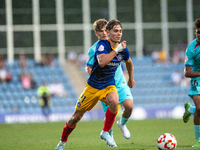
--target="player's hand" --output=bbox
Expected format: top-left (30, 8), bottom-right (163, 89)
top-left (114, 41), bottom-right (126, 53)
top-left (127, 78), bottom-right (135, 88)
top-left (121, 41), bottom-right (126, 49)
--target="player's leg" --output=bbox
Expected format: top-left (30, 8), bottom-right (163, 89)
top-left (100, 102), bottom-right (117, 147)
top-left (43, 106), bottom-right (49, 120)
top-left (190, 105), bottom-right (196, 114)
top-left (55, 109), bottom-right (86, 150)
top-left (117, 99), bottom-right (133, 139)
top-left (100, 91), bottom-right (118, 147)
top-left (101, 102), bottom-right (114, 136)
top-left (192, 95), bottom-right (200, 147)
top-left (121, 99), bottom-right (133, 123)
top-left (42, 106), bottom-right (45, 117)
top-left (55, 83), bottom-right (96, 150)
top-left (183, 102), bottom-right (194, 123)
top-left (117, 86), bottom-right (133, 139)
top-left (103, 92), bottom-right (118, 130)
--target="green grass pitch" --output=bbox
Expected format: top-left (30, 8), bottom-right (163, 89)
top-left (0, 118), bottom-right (198, 150)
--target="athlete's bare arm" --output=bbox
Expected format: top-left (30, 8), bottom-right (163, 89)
top-left (85, 65), bottom-right (92, 75)
top-left (125, 58), bottom-right (135, 88)
top-left (97, 41), bottom-right (126, 68)
top-left (184, 66), bottom-right (200, 78)
top-left (97, 52), bottom-right (117, 68)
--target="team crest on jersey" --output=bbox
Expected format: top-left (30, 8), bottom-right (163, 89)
top-left (77, 102), bottom-right (81, 107)
top-left (98, 45), bottom-right (104, 51)
top-left (117, 55), bottom-right (123, 61)
top-left (185, 55), bottom-right (188, 62)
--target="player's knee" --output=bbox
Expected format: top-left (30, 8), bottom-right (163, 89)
top-left (110, 99), bottom-right (119, 108)
top-left (107, 99), bottom-right (118, 112)
top-left (123, 100), bottom-right (133, 111)
top-left (106, 96), bottom-right (118, 107)
top-left (125, 105), bottom-right (133, 112)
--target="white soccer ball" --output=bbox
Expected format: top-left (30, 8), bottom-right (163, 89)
top-left (157, 133), bottom-right (177, 150)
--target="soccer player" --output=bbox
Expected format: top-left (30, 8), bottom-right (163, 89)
top-left (85, 19), bottom-right (134, 147)
top-left (55, 19), bottom-right (134, 150)
top-left (183, 18), bottom-right (200, 148)
top-left (37, 82), bottom-right (51, 119)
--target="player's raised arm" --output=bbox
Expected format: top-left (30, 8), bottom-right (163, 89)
top-left (97, 41), bottom-right (126, 68)
top-left (97, 51), bottom-right (117, 68)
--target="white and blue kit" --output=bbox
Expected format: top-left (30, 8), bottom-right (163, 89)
top-left (86, 40), bottom-right (133, 113)
top-left (185, 38), bottom-right (200, 97)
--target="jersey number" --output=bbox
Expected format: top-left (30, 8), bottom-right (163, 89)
top-left (79, 94), bottom-right (86, 103)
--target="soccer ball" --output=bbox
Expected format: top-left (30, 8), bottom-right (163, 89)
top-left (157, 133), bottom-right (177, 150)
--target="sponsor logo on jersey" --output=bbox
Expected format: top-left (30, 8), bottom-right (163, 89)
top-left (98, 45), bottom-right (104, 51)
top-left (107, 62), bottom-right (120, 66)
top-left (117, 55), bottom-right (123, 61)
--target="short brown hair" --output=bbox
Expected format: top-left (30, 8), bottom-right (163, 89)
top-left (106, 19), bottom-right (122, 31)
top-left (93, 19), bottom-right (107, 32)
top-left (194, 18), bottom-right (200, 29)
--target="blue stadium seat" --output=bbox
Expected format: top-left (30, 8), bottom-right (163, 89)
top-left (124, 56), bottom-right (191, 109)
top-left (0, 58), bottom-right (77, 115)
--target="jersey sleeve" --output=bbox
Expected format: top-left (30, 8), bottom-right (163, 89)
top-left (86, 47), bottom-right (95, 66)
top-left (96, 40), bottom-right (108, 56)
top-left (121, 47), bottom-right (130, 61)
top-left (185, 46), bottom-right (194, 67)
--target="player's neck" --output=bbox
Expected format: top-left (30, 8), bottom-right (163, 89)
top-left (197, 39), bottom-right (200, 45)
top-left (108, 39), bottom-right (118, 49)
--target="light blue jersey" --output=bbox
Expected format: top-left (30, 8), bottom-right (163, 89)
top-left (185, 38), bottom-right (200, 97)
top-left (86, 41), bottom-right (133, 113)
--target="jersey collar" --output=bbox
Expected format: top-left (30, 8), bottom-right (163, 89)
top-left (107, 39), bottom-right (119, 50)
top-left (194, 42), bottom-right (199, 49)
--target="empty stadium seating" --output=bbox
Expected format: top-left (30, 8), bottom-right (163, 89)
top-left (131, 56), bottom-right (192, 109)
top-left (0, 56), bottom-right (193, 117)
top-left (0, 59), bottom-right (78, 115)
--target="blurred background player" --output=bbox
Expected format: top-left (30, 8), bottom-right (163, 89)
top-left (183, 18), bottom-right (200, 148)
top-left (55, 19), bottom-right (134, 149)
top-left (37, 82), bottom-right (51, 120)
top-left (85, 19), bottom-right (134, 147)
